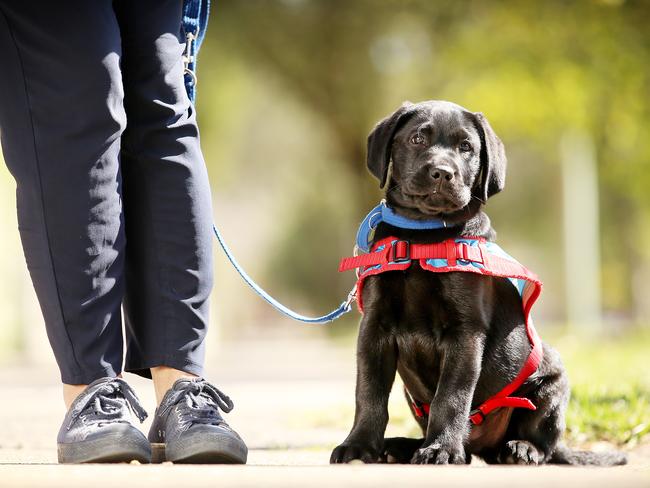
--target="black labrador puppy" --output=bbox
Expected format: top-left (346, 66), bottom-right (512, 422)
top-left (331, 100), bottom-right (626, 466)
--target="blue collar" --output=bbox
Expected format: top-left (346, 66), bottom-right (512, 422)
top-left (355, 200), bottom-right (448, 252)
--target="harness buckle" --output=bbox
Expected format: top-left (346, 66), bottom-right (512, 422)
top-left (457, 242), bottom-right (483, 264)
top-left (352, 244), bottom-right (361, 278)
top-left (389, 240), bottom-right (411, 264)
top-left (458, 243), bottom-right (472, 262)
top-left (469, 408), bottom-right (485, 425)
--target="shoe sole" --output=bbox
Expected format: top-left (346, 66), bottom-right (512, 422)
top-left (153, 434), bottom-right (248, 464)
top-left (58, 430), bottom-right (152, 464)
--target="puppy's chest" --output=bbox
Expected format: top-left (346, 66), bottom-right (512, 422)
top-left (365, 265), bottom-right (486, 333)
top-left (366, 267), bottom-right (488, 385)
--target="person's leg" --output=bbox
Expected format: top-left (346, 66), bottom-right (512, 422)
top-left (113, 0), bottom-right (247, 464)
top-left (113, 0), bottom-right (213, 394)
top-left (0, 0), bottom-right (151, 463)
top-left (0, 1), bottom-right (126, 394)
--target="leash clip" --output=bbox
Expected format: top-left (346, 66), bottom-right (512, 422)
top-left (343, 284), bottom-right (358, 311)
top-left (183, 29), bottom-right (198, 87)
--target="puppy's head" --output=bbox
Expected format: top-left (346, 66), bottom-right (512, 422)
top-left (367, 100), bottom-right (506, 219)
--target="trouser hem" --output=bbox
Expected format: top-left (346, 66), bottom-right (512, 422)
top-left (124, 355), bottom-right (204, 380)
top-left (60, 365), bottom-right (120, 386)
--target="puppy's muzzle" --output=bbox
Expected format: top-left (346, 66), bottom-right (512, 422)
top-left (410, 163), bottom-right (457, 195)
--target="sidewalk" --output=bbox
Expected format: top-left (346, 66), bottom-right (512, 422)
top-left (0, 338), bottom-right (648, 487)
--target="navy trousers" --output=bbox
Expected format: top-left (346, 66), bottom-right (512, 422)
top-left (0, 0), bottom-right (213, 384)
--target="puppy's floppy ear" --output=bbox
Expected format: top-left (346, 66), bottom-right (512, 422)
top-left (367, 101), bottom-right (416, 188)
top-left (474, 112), bottom-right (507, 202)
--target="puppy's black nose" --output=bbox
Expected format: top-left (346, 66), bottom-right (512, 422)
top-left (430, 165), bottom-right (455, 182)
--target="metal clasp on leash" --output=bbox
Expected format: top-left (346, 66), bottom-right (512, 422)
top-left (343, 284), bottom-right (358, 311)
top-left (182, 28), bottom-right (198, 87)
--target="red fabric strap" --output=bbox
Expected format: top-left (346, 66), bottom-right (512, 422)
top-left (469, 396), bottom-right (537, 425)
top-left (339, 238), bottom-right (485, 273)
top-left (409, 326), bottom-right (542, 426)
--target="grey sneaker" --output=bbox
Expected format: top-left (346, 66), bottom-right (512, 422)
top-left (57, 377), bottom-right (151, 464)
top-left (148, 378), bottom-right (248, 464)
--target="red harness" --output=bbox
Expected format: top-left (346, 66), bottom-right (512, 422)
top-left (339, 236), bottom-right (543, 426)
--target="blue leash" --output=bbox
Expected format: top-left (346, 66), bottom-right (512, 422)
top-left (212, 223), bottom-right (357, 324)
top-left (211, 201), bottom-right (449, 324)
top-left (180, 1), bottom-right (357, 324)
top-left (182, 3), bottom-right (447, 324)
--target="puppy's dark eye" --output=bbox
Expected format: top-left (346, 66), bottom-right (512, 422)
top-left (410, 133), bottom-right (426, 146)
top-left (459, 141), bottom-right (473, 152)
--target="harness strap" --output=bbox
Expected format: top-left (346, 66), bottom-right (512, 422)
top-left (466, 313), bottom-right (543, 425)
top-left (412, 394), bottom-right (538, 425)
top-left (339, 239), bottom-right (485, 272)
top-left (339, 235), bottom-right (544, 427)
top-left (412, 326), bottom-right (542, 426)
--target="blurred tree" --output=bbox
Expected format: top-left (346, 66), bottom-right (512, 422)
top-left (205, 0), bottom-right (650, 327)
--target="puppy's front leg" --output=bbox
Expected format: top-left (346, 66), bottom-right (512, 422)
top-left (330, 314), bottom-right (396, 464)
top-left (412, 331), bottom-right (484, 465)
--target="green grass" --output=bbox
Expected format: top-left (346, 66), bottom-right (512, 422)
top-left (553, 329), bottom-right (650, 447)
top-left (566, 384), bottom-right (650, 447)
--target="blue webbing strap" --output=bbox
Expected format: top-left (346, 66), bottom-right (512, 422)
top-left (355, 200), bottom-right (449, 253)
top-left (355, 202), bottom-right (384, 253)
top-left (182, 0), bottom-right (211, 102)
top-left (212, 224), bottom-right (356, 324)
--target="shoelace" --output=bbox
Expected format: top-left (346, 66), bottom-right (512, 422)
top-left (161, 379), bottom-right (234, 427)
top-left (67, 378), bottom-right (148, 430)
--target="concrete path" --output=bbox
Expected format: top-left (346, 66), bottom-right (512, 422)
top-left (0, 338), bottom-right (648, 487)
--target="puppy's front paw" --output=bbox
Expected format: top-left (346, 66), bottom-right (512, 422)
top-left (330, 442), bottom-right (380, 464)
top-left (411, 441), bottom-right (466, 465)
top-left (500, 440), bottom-right (541, 465)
